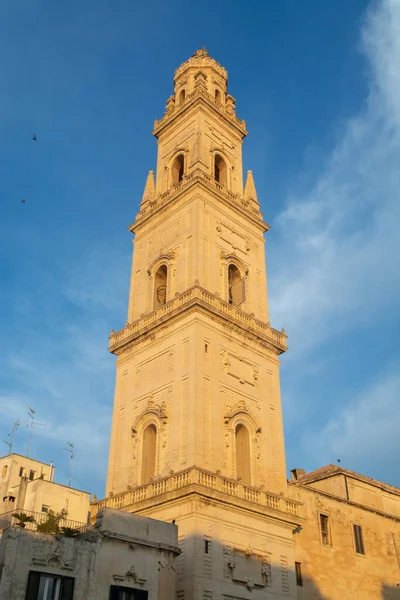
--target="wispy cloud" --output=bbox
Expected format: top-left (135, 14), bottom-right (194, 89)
top-left (272, 0), bottom-right (400, 484)
top-left (269, 0), bottom-right (400, 355)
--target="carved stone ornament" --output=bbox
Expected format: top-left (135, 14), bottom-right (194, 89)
top-left (32, 541), bottom-right (75, 571)
top-left (113, 564), bottom-right (147, 585)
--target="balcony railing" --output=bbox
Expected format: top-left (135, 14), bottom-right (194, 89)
top-left (109, 284), bottom-right (287, 354)
top-left (135, 168), bottom-right (262, 224)
top-left (0, 509), bottom-right (87, 533)
top-left (90, 466), bottom-right (302, 520)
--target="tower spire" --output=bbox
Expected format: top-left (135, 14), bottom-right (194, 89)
top-left (140, 170), bottom-right (155, 208)
top-left (244, 169), bottom-right (259, 206)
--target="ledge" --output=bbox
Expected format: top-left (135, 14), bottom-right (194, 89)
top-left (132, 169), bottom-right (266, 232)
top-left (91, 467), bottom-right (302, 524)
top-left (152, 87), bottom-right (247, 138)
top-left (109, 285), bottom-right (287, 355)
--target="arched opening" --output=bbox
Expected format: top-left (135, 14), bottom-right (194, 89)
top-left (154, 265), bottom-right (167, 309)
top-left (214, 154), bottom-right (227, 186)
top-left (171, 154), bottom-right (184, 184)
top-left (228, 263), bottom-right (245, 306)
top-left (235, 424), bottom-right (251, 485)
top-left (179, 89), bottom-right (186, 103)
top-left (141, 424), bottom-right (157, 483)
top-left (215, 89), bottom-right (221, 103)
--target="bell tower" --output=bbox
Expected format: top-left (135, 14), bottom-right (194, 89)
top-left (99, 49), bottom-right (303, 599)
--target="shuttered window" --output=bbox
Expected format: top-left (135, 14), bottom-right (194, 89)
top-left (25, 571), bottom-right (74, 600)
top-left (353, 524), bottom-right (365, 554)
top-left (109, 585), bottom-right (148, 599)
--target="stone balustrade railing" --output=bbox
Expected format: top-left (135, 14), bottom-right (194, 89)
top-left (90, 466), bottom-right (302, 520)
top-left (109, 285), bottom-right (287, 353)
top-left (135, 169), bottom-right (263, 224)
top-left (153, 86), bottom-right (247, 136)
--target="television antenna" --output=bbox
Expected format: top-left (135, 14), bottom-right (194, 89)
top-left (25, 407), bottom-right (46, 457)
top-left (63, 441), bottom-right (74, 487)
top-left (4, 419), bottom-right (20, 454)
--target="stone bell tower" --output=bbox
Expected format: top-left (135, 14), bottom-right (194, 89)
top-left (98, 49), bottom-right (303, 599)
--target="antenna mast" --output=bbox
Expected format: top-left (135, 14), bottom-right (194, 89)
top-left (64, 441), bottom-right (74, 487)
top-left (4, 419), bottom-right (20, 454)
top-left (25, 407), bottom-right (46, 457)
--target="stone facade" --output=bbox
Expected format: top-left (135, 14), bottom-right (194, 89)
top-left (0, 507), bottom-right (179, 600)
top-left (289, 466), bottom-right (400, 599)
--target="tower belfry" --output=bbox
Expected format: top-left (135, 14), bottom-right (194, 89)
top-left (101, 49), bottom-right (302, 599)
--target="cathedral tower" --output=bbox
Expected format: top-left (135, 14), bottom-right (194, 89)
top-left (97, 50), bottom-right (302, 599)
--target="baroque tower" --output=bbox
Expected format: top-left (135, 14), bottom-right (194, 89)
top-left (98, 50), bottom-right (303, 599)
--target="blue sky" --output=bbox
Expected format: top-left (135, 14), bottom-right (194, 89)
top-left (1, 0), bottom-right (399, 497)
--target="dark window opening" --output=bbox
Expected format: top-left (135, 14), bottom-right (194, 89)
top-left (154, 265), bottom-right (167, 309)
top-left (29, 470), bottom-right (35, 481)
top-left (179, 89), bottom-right (186, 103)
top-left (353, 524), bottom-right (365, 554)
top-left (320, 514), bottom-right (330, 546)
top-left (214, 154), bottom-right (227, 186)
top-left (25, 571), bottom-right (75, 600)
top-left (295, 562), bottom-right (303, 586)
top-left (41, 505), bottom-right (49, 514)
top-left (19, 467), bottom-right (24, 477)
top-left (110, 585), bottom-right (148, 600)
top-left (204, 343), bottom-right (208, 354)
top-left (171, 154), bottom-right (184, 184)
top-left (204, 539), bottom-right (211, 554)
top-left (215, 89), bottom-right (221, 103)
top-left (228, 264), bottom-right (245, 306)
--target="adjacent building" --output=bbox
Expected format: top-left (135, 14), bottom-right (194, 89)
top-left (0, 453), bottom-right (90, 530)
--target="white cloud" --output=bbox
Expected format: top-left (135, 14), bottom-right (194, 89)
top-left (303, 371), bottom-right (400, 481)
top-left (269, 0), bottom-right (400, 356)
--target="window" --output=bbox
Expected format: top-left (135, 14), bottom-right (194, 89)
top-left (141, 424), bottom-right (157, 483)
top-left (25, 571), bottom-right (74, 600)
top-left (228, 264), bottom-right (245, 306)
top-left (29, 470), bottom-right (35, 481)
top-left (1, 465), bottom-right (7, 477)
top-left (171, 154), bottom-right (184, 184)
top-left (179, 89), bottom-right (186, 103)
top-left (214, 154), bottom-right (227, 185)
top-left (215, 89), bottom-right (221, 103)
top-left (19, 467), bottom-right (24, 477)
top-left (295, 562), bottom-right (303, 586)
top-left (109, 586), bottom-right (148, 599)
top-left (41, 505), bottom-right (50, 514)
top-left (319, 514), bottom-right (331, 546)
top-left (353, 524), bottom-right (365, 555)
top-left (204, 539), bottom-right (211, 554)
top-left (235, 424), bottom-right (251, 485)
top-left (153, 264), bottom-right (167, 308)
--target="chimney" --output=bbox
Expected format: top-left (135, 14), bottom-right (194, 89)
top-left (291, 468), bottom-right (306, 481)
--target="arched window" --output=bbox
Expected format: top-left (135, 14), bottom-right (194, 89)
top-left (141, 424), bottom-right (157, 483)
top-left (214, 154), bottom-right (227, 186)
top-left (171, 154), bottom-right (184, 185)
top-left (235, 424), bottom-right (251, 485)
top-left (228, 263), bottom-right (245, 306)
top-left (215, 89), bottom-right (221, 103)
top-left (179, 89), bottom-right (186, 103)
top-left (154, 265), bottom-right (167, 308)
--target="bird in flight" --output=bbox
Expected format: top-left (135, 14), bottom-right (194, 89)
top-left (32, 134), bottom-right (37, 141)
top-left (21, 200), bottom-right (26, 203)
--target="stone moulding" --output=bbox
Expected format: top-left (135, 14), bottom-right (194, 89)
top-left (153, 87), bottom-right (247, 138)
top-left (132, 168), bottom-right (266, 231)
top-left (108, 284), bottom-right (287, 356)
top-left (90, 466), bottom-right (302, 523)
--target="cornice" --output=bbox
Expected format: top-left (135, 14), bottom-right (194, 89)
top-left (109, 285), bottom-right (287, 356)
top-left (130, 169), bottom-right (268, 234)
top-left (153, 87), bottom-right (247, 139)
